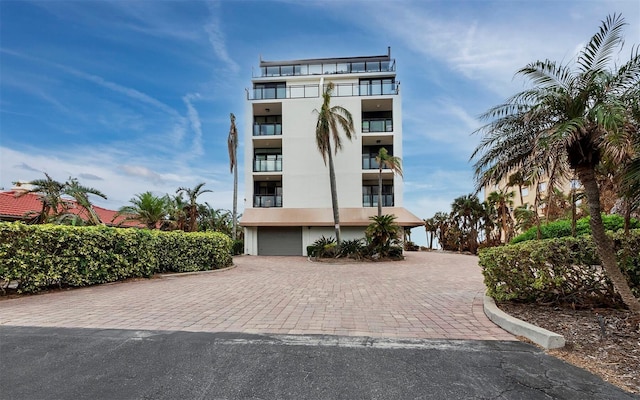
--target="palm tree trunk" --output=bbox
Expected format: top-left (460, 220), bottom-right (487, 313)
top-left (377, 165), bottom-right (383, 217)
top-left (327, 144), bottom-right (341, 244)
top-left (232, 163), bottom-right (238, 240)
top-left (577, 166), bottom-right (640, 314)
top-left (571, 188), bottom-right (577, 237)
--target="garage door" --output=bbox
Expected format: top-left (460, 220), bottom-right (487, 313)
top-left (258, 227), bottom-right (302, 256)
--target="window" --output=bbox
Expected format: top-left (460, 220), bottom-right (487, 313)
top-left (362, 111), bottom-right (392, 132)
top-left (253, 82), bottom-right (286, 99)
top-left (254, 181), bottom-right (282, 208)
top-left (359, 78), bottom-right (395, 96)
top-left (362, 183), bottom-right (394, 207)
top-left (538, 182), bottom-right (547, 192)
top-left (362, 145), bottom-right (394, 169)
top-left (254, 148), bottom-right (282, 172)
top-left (521, 187), bottom-right (529, 196)
top-left (253, 115), bottom-right (282, 136)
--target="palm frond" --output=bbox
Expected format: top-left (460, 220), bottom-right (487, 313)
top-left (577, 13), bottom-right (626, 74)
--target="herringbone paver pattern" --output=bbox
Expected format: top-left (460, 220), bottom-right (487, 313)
top-left (0, 252), bottom-right (515, 340)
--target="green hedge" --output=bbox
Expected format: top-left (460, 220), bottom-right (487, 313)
top-left (0, 222), bottom-right (233, 293)
top-left (480, 230), bottom-right (640, 307)
top-left (511, 214), bottom-right (640, 244)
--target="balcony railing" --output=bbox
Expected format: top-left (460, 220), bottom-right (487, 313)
top-left (363, 194), bottom-right (394, 207)
top-left (254, 158), bottom-right (282, 172)
top-left (248, 82), bottom-right (399, 100)
top-left (362, 118), bottom-right (393, 133)
top-left (254, 195), bottom-right (282, 208)
top-left (362, 157), bottom-right (380, 170)
top-left (253, 123), bottom-right (282, 136)
top-left (255, 59), bottom-right (396, 78)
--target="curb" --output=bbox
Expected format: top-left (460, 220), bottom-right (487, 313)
top-left (158, 263), bottom-right (237, 279)
top-left (483, 295), bottom-right (565, 349)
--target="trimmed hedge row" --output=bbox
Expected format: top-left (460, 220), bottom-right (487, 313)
top-left (0, 222), bottom-right (233, 293)
top-left (480, 230), bottom-right (640, 307)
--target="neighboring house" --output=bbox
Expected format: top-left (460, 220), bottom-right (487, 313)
top-left (240, 48), bottom-right (423, 256)
top-left (0, 188), bottom-right (142, 228)
top-left (484, 177), bottom-right (582, 210)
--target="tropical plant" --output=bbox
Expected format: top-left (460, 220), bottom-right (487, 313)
top-left (374, 147), bottom-right (402, 216)
top-left (62, 177), bottom-right (107, 226)
top-left (228, 112), bottom-right (239, 240)
top-left (365, 214), bottom-right (402, 257)
top-left (471, 14), bottom-right (640, 312)
top-left (486, 189), bottom-right (515, 243)
top-left (15, 173), bottom-right (65, 224)
top-left (116, 192), bottom-right (168, 229)
top-left (423, 217), bottom-right (437, 250)
top-left (176, 182), bottom-right (212, 232)
top-left (314, 81), bottom-right (355, 245)
top-left (451, 194), bottom-right (484, 253)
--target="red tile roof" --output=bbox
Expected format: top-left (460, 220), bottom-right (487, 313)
top-left (0, 191), bottom-right (143, 228)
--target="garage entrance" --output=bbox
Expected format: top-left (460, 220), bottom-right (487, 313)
top-left (257, 227), bottom-right (302, 256)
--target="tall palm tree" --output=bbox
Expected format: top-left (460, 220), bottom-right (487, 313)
top-left (314, 81), bottom-right (355, 244)
top-left (176, 182), bottom-right (212, 232)
top-left (116, 192), bottom-right (168, 229)
top-left (374, 147), bottom-right (402, 217)
top-left (471, 14), bottom-right (640, 312)
top-left (228, 113), bottom-right (239, 240)
top-left (62, 177), bottom-right (107, 226)
top-left (423, 217), bottom-right (436, 250)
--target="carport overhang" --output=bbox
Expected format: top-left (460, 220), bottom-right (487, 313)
top-left (240, 207), bottom-right (424, 227)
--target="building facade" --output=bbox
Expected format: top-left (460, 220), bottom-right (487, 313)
top-left (240, 48), bottom-right (423, 255)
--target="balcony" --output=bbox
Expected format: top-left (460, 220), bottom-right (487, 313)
top-left (255, 59), bottom-right (396, 78)
top-left (362, 145), bottom-right (394, 170)
top-left (254, 154), bottom-right (282, 172)
top-left (253, 195), bottom-right (282, 208)
top-left (247, 82), bottom-right (399, 100)
top-left (362, 118), bottom-right (393, 133)
top-left (254, 123), bottom-right (282, 136)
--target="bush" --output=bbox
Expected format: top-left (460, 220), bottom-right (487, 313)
top-left (311, 236), bottom-right (337, 258)
top-left (510, 214), bottom-right (640, 244)
top-left (232, 240), bottom-right (244, 255)
top-left (337, 238), bottom-right (366, 259)
top-left (152, 230), bottom-right (232, 273)
top-left (0, 222), bottom-right (232, 293)
top-left (480, 230), bottom-right (640, 307)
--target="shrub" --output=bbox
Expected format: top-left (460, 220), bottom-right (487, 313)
top-left (232, 240), bottom-right (244, 255)
top-left (0, 222), bottom-right (232, 293)
top-left (480, 230), bottom-right (640, 307)
top-left (337, 238), bottom-right (366, 259)
top-left (310, 236), bottom-right (337, 258)
top-left (510, 214), bottom-right (640, 244)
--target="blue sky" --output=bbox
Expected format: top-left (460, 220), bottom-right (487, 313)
top-left (1, 0), bottom-right (639, 246)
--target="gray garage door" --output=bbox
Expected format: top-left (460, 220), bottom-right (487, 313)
top-left (258, 227), bottom-right (302, 256)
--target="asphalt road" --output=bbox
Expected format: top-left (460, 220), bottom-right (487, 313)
top-left (1, 326), bottom-right (636, 400)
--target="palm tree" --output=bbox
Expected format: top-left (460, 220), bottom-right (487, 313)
top-left (374, 147), bottom-right (402, 217)
top-left (451, 194), bottom-right (483, 253)
top-left (116, 192), bottom-right (168, 229)
top-left (471, 14), bottom-right (640, 312)
top-left (365, 214), bottom-right (401, 257)
top-left (423, 217), bottom-right (436, 250)
top-left (62, 177), bottom-right (107, 225)
top-left (228, 113), bottom-right (239, 240)
top-left (314, 81), bottom-right (355, 244)
top-left (16, 173), bottom-right (65, 224)
top-left (176, 182), bottom-right (212, 232)
top-left (487, 189), bottom-right (515, 243)
top-left (165, 194), bottom-right (188, 231)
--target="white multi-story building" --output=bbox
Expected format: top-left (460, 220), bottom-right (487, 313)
top-left (240, 48), bottom-right (423, 255)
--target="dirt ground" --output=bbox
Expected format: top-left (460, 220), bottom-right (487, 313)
top-left (498, 302), bottom-right (640, 394)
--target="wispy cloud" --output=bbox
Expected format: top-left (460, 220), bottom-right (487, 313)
top-left (79, 173), bottom-right (104, 181)
top-left (204, 1), bottom-right (240, 74)
top-left (14, 162), bottom-right (41, 173)
top-left (183, 93), bottom-right (204, 156)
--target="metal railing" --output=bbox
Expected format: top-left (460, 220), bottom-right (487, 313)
top-left (253, 195), bottom-right (282, 208)
top-left (248, 82), bottom-right (399, 100)
top-left (253, 159), bottom-right (282, 172)
top-left (253, 123), bottom-right (282, 136)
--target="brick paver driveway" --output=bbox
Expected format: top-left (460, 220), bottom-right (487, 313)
top-left (0, 252), bottom-right (514, 341)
